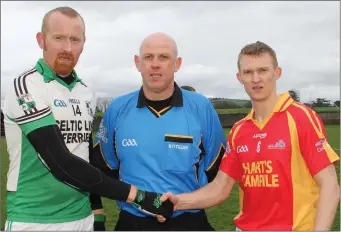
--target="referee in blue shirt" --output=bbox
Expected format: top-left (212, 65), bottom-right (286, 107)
top-left (90, 32), bottom-right (227, 231)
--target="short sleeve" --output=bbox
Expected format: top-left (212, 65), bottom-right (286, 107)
top-left (202, 100), bottom-right (227, 171)
top-left (298, 109), bottom-right (339, 176)
top-left (219, 131), bottom-right (242, 181)
top-left (3, 74), bottom-right (55, 135)
top-left (93, 101), bottom-right (119, 170)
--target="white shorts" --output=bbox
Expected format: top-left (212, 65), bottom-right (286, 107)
top-left (4, 214), bottom-right (94, 231)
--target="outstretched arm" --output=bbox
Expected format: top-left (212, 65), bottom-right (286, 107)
top-left (161, 170), bottom-right (235, 210)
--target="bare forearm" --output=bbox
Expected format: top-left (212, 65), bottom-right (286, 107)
top-left (126, 185), bottom-right (137, 203)
top-left (314, 184), bottom-right (340, 230)
top-left (93, 209), bottom-right (104, 215)
top-left (176, 180), bottom-right (229, 210)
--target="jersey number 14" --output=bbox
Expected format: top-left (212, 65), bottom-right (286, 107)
top-left (72, 105), bottom-right (82, 116)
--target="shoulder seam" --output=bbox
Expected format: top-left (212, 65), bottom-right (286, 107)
top-left (14, 68), bottom-right (39, 115)
top-left (14, 68), bottom-right (38, 97)
top-left (17, 67), bottom-right (36, 79)
top-left (290, 102), bottom-right (324, 138)
top-left (229, 122), bottom-right (244, 149)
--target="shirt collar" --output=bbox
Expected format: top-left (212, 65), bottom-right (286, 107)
top-left (34, 58), bottom-right (82, 83)
top-left (137, 82), bottom-right (183, 108)
top-left (245, 91), bottom-right (294, 120)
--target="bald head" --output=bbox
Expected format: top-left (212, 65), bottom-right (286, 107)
top-left (139, 32), bottom-right (178, 58)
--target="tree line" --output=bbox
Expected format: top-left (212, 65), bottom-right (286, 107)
top-left (288, 89), bottom-right (340, 108)
top-left (94, 89), bottom-right (339, 112)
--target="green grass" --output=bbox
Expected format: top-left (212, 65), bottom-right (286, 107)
top-left (96, 107), bottom-right (339, 117)
top-left (216, 108), bottom-right (252, 114)
top-left (1, 125), bottom-right (340, 230)
top-left (313, 107), bottom-right (340, 113)
top-left (95, 112), bottom-right (104, 117)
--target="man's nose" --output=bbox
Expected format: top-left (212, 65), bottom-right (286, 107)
top-left (251, 72), bottom-right (261, 83)
top-left (62, 40), bottom-right (72, 52)
top-left (151, 57), bottom-right (160, 68)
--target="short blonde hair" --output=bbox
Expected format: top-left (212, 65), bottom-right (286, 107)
top-left (237, 41), bottom-right (278, 71)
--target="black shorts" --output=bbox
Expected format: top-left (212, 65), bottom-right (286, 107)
top-left (114, 210), bottom-right (215, 231)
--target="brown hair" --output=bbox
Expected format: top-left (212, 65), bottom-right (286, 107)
top-left (42, 6), bottom-right (85, 33)
top-left (237, 41), bottom-right (278, 71)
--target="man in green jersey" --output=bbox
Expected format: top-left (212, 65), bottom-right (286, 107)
top-left (3, 6), bottom-right (173, 231)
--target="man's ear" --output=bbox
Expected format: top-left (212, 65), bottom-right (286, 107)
top-left (275, 67), bottom-right (282, 80)
top-left (134, 55), bottom-right (141, 72)
top-left (36, 32), bottom-right (45, 50)
top-left (174, 57), bottom-right (182, 72)
top-left (236, 72), bottom-right (243, 85)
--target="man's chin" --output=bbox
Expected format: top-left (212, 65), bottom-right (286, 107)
top-left (146, 82), bottom-right (164, 91)
top-left (54, 65), bottom-right (74, 76)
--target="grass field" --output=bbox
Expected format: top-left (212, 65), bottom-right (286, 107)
top-left (95, 107), bottom-right (340, 117)
top-left (1, 125), bottom-right (340, 230)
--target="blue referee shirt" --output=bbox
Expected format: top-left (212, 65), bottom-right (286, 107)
top-left (94, 83), bottom-right (226, 217)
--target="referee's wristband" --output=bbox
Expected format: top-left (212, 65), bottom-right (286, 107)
top-left (94, 214), bottom-right (106, 222)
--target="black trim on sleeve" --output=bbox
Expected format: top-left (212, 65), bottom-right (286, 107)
top-left (22, 71), bottom-right (38, 113)
top-left (205, 145), bottom-right (226, 182)
top-left (27, 125), bottom-right (131, 202)
top-left (14, 69), bottom-right (39, 115)
top-left (195, 140), bottom-right (205, 181)
top-left (18, 75), bottom-right (24, 96)
top-left (14, 78), bottom-right (29, 116)
top-left (15, 107), bottom-right (51, 123)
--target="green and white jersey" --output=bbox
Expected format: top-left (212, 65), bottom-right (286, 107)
top-left (3, 58), bottom-right (96, 223)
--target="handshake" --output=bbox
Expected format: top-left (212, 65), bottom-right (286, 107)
top-left (131, 188), bottom-right (178, 222)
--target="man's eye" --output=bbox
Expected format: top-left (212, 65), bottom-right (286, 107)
top-left (71, 38), bottom-right (79, 42)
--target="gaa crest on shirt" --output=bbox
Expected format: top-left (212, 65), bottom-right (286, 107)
top-left (17, 93), bottom-right (36, 111)
top-left (97, 120), bottom-right (108, 143)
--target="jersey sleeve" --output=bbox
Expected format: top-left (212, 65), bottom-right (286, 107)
top-left (3, 75), bottom-right (55, 135)
top-left (219, 128), bottom-right (243, 181)
top-left (93, 101), bottom-right (119, 170)
top-left (298, 109), bottom-right (339, 176)
top-left (202, 100), bottom-right (227, 173)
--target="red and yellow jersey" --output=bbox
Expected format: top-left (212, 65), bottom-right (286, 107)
top-left (220, 92), bottom-right (339, 231)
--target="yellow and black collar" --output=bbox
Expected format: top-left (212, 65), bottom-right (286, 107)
top-left (136, 82), bottom-right (183, 108)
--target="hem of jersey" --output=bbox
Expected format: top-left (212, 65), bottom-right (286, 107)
top-left (19, 113), bottom-right (56, 135)
top-left (311, 157), bottom-right (340, 176)
top-left (6, 210), bottom-right (92, 224)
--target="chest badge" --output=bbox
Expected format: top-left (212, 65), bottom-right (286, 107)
top-left (268, 140), bottom-right (286, 149)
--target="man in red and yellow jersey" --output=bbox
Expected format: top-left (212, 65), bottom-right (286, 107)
top-left (160, 41), bottom-right (340, 231)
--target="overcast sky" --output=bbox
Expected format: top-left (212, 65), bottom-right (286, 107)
top-left (1, 1), bottom-right (339, 106)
